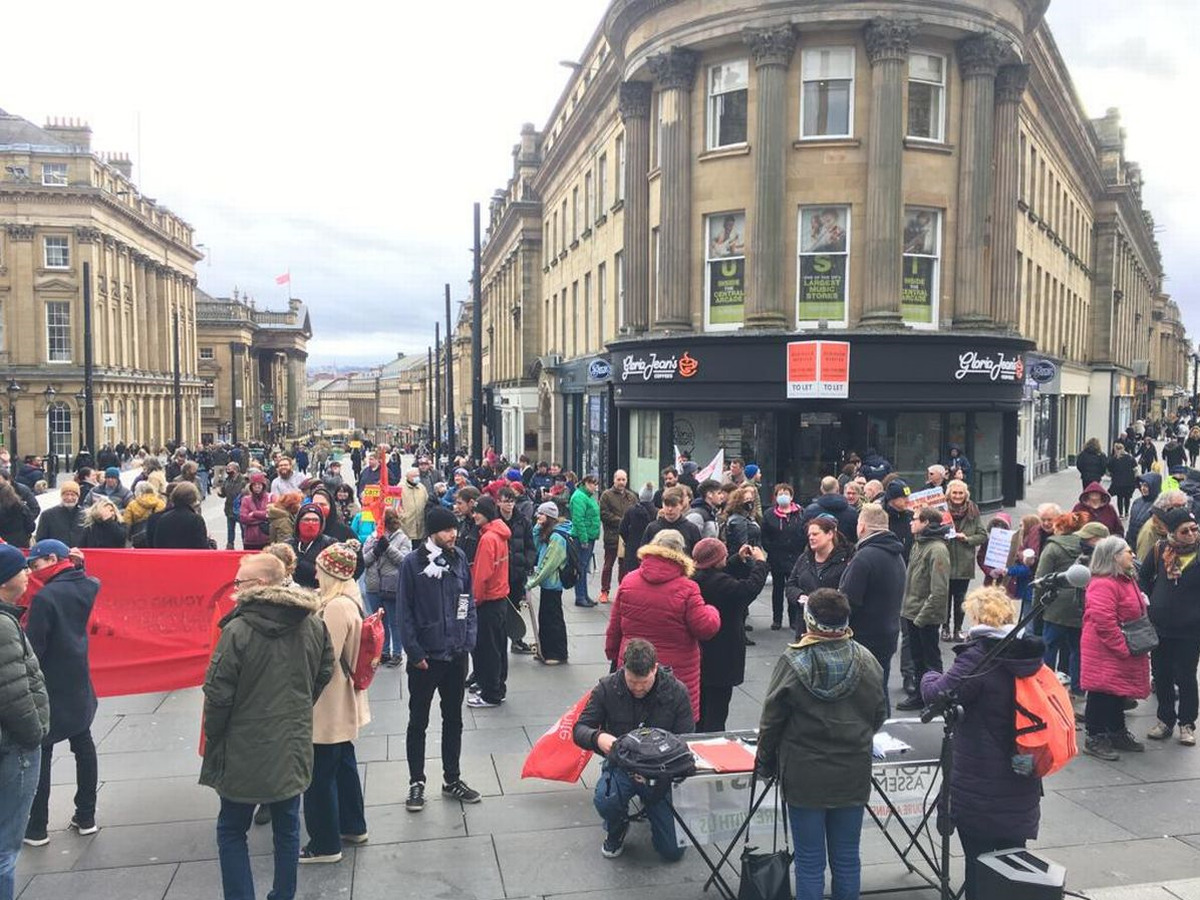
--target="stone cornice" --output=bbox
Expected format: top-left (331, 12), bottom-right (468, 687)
top-left (618, 80), bottom-right (652, 121)
top-left (863, 17), bottom-right (920, 65)
top-left (5, 223), bottom-right (34, 241)
top-left (958, 33), bottom-right (1010, 78)
top-left (743, 24), bottom-right (797, 69)
top-left (996, 63), bottom-right (1030, 104)
top-left (74, 226), bottom-right (100, 244)
top-left (647, 47), bottom-right (698, 91)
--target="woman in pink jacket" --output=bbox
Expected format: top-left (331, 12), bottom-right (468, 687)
top-left (1080, 535), bottom-right (1152, 761)
top-left (237, 471), bottom-right (273, 550)
top-left (605, 529), bottom-right (720, 722)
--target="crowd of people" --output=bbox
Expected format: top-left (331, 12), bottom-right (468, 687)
top-left (4, 420), bottom-right (1200, 900)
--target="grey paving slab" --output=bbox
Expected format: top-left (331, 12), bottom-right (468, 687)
top-left (88, 775), bottom-right (217, 827)
top-left (1040, 753), bottom-right (1143, 790)
top-left (148, 687), bottom-right (203, 716)
top-left (1179, 833), bottom-right (1200, 852)
top-left (1032, 790), bottom-right (1141, 848)
top-left (1057, 780), bottom-right (1200, 839)
top-left (464, 790), bottom-right (596, 837)
top-left (1086, 887), bottom-right (1183, 900)
top-left (18, 861), bottom-right (178, 900)
top-left (14, 831), bottom-right (95, 880)
top-left (1098, 742), bottom-right (1200, 783)
top-left (1164, 877), bottom-right (1200, 900)
top-left (352, 835), bottom-right (505, 900)
top-left (96, 692), bottom-right (171, 716)
top-left (53, 747), bottom-right (201, 786)
top-left (361, 799), bottom-right (467, 844)
top-left (492, 751), bottom-right (589, 796)
top-left (164, 854), bottom-right (354, 900)
top-left (73, 818), bottom-right (265, 870)
top-left (1033, 837), bottom-right (1200, 889)
top-left (363, 757), bottom-right (501, 806)
top-left (96, 712), bottom-right (201, 754)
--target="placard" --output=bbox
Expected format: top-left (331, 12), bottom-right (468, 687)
top-left (907, 487), bottom-right (947, 514)
top-left (983, 527), bottom-right (1016, 571)
top-left (786, 341), bottom-right (850, 399)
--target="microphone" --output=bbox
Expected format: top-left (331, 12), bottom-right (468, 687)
top-left (1031, 563), bottom-right (1091, 590)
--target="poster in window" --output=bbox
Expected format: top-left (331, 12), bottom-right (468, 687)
top-left (798, 254), bottom-right (847, 321)
top-left (903, 209), bottom-right (936, 255)
top-left (800, 207), bottom-right (848, 254)
top-left (901, 255), bottom-right (935, 323)
top-left (707, 213), bottom-right (745, 326)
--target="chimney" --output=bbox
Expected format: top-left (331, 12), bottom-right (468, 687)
top-left (104, 152), bottom-right (133, 180)
top-left (43, 116), bottom-right (92, 152)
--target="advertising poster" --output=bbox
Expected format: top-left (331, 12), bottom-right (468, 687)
top-left (708, 213), bottom-right (745, 326)
top-left (799, 206), bottom-right (848, 322)
top-left (901, 209), bottom-right (937, 324)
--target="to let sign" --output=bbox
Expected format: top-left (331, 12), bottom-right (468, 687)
top-left (787, 340), bottom-right (850, 399)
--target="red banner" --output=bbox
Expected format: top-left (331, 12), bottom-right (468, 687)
top-left (81, 549), bottom-right (248, 697)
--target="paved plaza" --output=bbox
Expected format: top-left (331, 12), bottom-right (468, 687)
top-left (14, 465), bottom-right (1200, 899)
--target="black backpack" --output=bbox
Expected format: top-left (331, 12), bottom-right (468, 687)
top-left (611, 727), bottom-right (696, 782)
top-left (557, 529), bottom-right (585, 589)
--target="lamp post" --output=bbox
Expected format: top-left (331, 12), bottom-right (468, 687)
top-left (43, 385), bottom-right (56, 466)
top-left (74, 388), bottom-right (86, 461)
top-left (6, 379), bottom-right (21, 458)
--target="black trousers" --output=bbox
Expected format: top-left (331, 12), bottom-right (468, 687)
top-left (27, 729), bottom-right (97, 832)
top-left (1084, 690), bottom-right (1126, 737)
top-left (958, 829), bottom-right (1026, 900)
top-left (769, 565), bottom-right (789, 627)
top-left (406, 654), bottom-right (468, 785)
top-left (697, 685), bottom-right (734, 733)
top-left (1153, 637), bottom-right (1200, 728)
top-left (538, 588), bottom-right (569, 661)
top-left (905, 620), bottom-right (943, 690)
top-left (472, 599), bottom-right (508, 703)
top-left (947, 579), bottom-right (970, 633)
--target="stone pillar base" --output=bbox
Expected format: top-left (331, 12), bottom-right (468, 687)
top-left (857, 310), bottom-right (908, 330)
top-left (952, 314), bottom-right (999, 330)
top-left (744, 311), bottom-right (788, 330)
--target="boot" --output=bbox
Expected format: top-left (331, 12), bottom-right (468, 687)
top-left (903, 674), bottom-right (917, 696)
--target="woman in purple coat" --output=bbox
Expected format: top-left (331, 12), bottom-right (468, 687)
top-left (921, 587), bottom-right (1045, 900)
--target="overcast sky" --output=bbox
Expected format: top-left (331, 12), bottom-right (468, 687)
top-left (2, 0), bottom-right (1194, 367)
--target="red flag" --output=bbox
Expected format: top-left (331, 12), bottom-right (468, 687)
top-left (521, 691), bottom-right (594, 782)
top-left (275, 271), bottom-right (290, 285)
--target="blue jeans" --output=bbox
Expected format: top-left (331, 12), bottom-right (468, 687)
top-left (593, 763), bottom-right (684, 861)
top-left (1042, 623), bottom-right (1081, 693)
top-left (217, 794), bottom-right (301, 900)
top-left (225, 516), bottom-right (238, 548)
top-left (364, 591), bottom-right (400, 657)
top-left (789, 804), bottom-right (865, 900)
top-left (303, 742), bottom-right (366, 856)
top-left (574, 540), bottom-right (595, 604)
top-left (0, 746), bottom-right (42, 900)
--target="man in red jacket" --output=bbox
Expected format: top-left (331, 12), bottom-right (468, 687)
top-left (468, 496), bottom-right (511, 709)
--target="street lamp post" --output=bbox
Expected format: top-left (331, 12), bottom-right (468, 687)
top-left (6, 379), bottom-right (22, 458)
top-left (74, 388), bottom-right (86, 464)
top-left (43, 385), bottom-right (56, 471)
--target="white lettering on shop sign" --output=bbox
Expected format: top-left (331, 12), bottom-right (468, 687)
top-left (954, 351), bottom-right (1023, 382)
top-left (621, 352), bottom-right (678, 381)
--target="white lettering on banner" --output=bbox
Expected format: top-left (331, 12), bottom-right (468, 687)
top-left (868, 764), bottom-right (940, 833)
top-left (621, 352), bottom-right (678, 382)
top-left (954, 351), bottom-right (1024, 383)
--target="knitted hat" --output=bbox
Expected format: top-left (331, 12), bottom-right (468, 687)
top-left (105, 467), bottom-right (120, 479)
top-left (744, 464), bottom-right (759, 479)
top-left (426, 506), bottom-right (458, 534)
top-left (692, 537), bottom-right (727, 570)
top-left (454, 467), bottom-right (470, 477)
top-left (59, 480), bottom-right (80, 496)
top-left (1076, 521), bottom-right (1110, 540)
top-left (0, 545), bottom-right (26, 585)
top-left (505, 468), bottom-right (522, 481)
top-left (1162, 507), bottom-right (1197, 535)
top-left (315, 542), bottom-right (358, 581)
top-left (475, 495), bottom-right (499, 521)
top-left (650, 529), bottom-right (686, 553)
top-left (884, 479), bottom-right (910, 502)
top-left (536, 501), bottom-right (560, 519)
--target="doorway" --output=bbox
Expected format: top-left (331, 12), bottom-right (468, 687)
top-left (787, 412), bottom-right (847, 502)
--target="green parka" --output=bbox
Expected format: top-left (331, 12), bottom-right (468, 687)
top-left (199, 583), bottom-right (334, 804)
top-left (569, 486), bottom-right (602, 543)
top-left (1037, 533), bottom-right (1084, 628)
top-left (903, 526), bottom-right (952, 627)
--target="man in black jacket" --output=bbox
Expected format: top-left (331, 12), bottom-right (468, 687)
top-left (573, 639), bottom-right (692, 861)
top-left (839, 504), bottom-right (908, 713)
top-left (619, 484), bottom-right (658, 573)
top-left (639, 487), bottom-right (702, 558)
top-left (498, 487), bottom-right (536, 654)
top-left (802, 476), bottom-right (859, 543)
top-left (35, 480), bottom-right (84, 546)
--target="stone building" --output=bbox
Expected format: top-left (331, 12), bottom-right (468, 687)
top-left (0, 108), bottom-right (203, 460)
top-left (195, 290), bottom-right (310, 444)
top-left (476, 0), bottom-right (1188, 504)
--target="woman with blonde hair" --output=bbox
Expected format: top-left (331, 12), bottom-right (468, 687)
top-left (944, 479), bottom-right (986, 642)
top-left (79, 496), bottom-right (127, 548)
top-left (302, 542), bottom-right (370, 863)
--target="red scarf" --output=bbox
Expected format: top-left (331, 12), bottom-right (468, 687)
top-left (19, 558), bottom-right (76, 608)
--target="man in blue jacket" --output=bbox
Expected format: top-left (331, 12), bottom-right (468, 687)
top-left (397, 506), bottom-right (480, 813)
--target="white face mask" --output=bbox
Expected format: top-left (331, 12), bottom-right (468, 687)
top-left (776, 494), bottom-right (792, 507)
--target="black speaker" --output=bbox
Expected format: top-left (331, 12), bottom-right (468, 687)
top-left (976, 848), bottom-right (1066, 900)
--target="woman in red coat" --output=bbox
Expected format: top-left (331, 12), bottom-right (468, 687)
top-left (1080, 535), bottom-right (1152, 761)
top-left (605, 529), bottom-right (720, 722)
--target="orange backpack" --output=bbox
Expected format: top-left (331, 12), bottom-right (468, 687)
top-left (1013, 664), bottom-right (1078, 777)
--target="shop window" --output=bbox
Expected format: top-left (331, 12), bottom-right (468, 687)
top-left (705, 211), bottom-right (745, 330)
top-left (907, 52), bottom-right (945, 142)
top-left (901, 207), bottom-right (941, 327)
top-left (630, 410), bottom-right (661, 491)
top-left (707, 60), bottom-right (748, 149)
top-left (894, 412), bottom-right (943, 484)
top-left (798, 205), bottom-right (850, 326)
top-left (974, 412), bottom-right (1003, 502)
top-left (800, 47), bottom-right (854, 138)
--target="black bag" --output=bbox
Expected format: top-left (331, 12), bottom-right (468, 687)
top-left (738, 773), bottom-right (792, 900)
top-left (610, 727), bottom-right (695, 782)
top-left (558, 531), bottom-right (585, 589)
top-left (1120, 614), bottom-right (1159, 656)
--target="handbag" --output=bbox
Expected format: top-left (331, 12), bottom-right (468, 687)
top-left (738, 772), bottom-right (792, 900)
top-left (1120, 614), bottom-right (1159, 656)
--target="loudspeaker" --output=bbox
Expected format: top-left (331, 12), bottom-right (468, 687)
top-left (976, 848), bottom-right (1066, 900)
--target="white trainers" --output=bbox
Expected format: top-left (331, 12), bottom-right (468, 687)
top-left (1180, 724), bottom-right (1196, 747)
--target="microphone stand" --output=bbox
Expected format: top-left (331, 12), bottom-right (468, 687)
top-left (918, 579), bottom-right (1067, 900)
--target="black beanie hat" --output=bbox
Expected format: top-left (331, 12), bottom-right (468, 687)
top-left (475, 495), bottom-right (499, 521)
top-left (426, 506), bottom-right (458, 533)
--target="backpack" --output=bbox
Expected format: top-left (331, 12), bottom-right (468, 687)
top-left (1013, 663), bottom-right (1078, 777)
top-left (557, 529), bottom-right (585, 589)
top-left (343, 607), bottom-right (386, 691)
top-left (611, 726), bottom-right (696, 783)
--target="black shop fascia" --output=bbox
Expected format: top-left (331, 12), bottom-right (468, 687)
top-left (608, 331), bottom-right (1034, 508)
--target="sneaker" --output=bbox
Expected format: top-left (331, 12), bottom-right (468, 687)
top-left (1109, 731), bottom-right (1145, 753)
top-left (601, 820), bottom-right (629, 858)
top-left (575, 599), bottom-right (597, 608)
top-left (385, 655), bottom-right (403, 668)
top-left (69, 816), bottom-right (98, 836)
top-left (1148, 720), bottom-right (1174, 741)
top-left (1083, 735), bottom-right (1120, 761)
top-left (253, 805), bottom-right (272, 826)
top-left (299, 847), bottom-right (343, 864)
top-left (895, 695), bottom-right (924, 712)
top-left (953, 631), bottom-right (965, 643)
top-left (510, 640), bottom-right (536, 655)
top-left (22, 829), bottom-right (49, 847)
top-left (442, 779), bottom-right (482, 804)
top-left (467, 695), bottom-right (500, 708)
top-left (1181, 724), bottom-right (1197, 747)
top-left (405, 781), bottom-right (426, 812)
top-left (539, 658), bottom-right (564, 666)
top-left (940, 625), bottom-right (952, 642)
top-left (340, 832), bottom-right (369, 844)
top-left (598, 591), bottom-right (610, 604)
top-left (467, 682), bottom-right (481, 695)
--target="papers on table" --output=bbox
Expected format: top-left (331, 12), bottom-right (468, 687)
top-left (688, 737), bottom-right (758, 773)
top-left (872, 731), bottom-right (914, 760)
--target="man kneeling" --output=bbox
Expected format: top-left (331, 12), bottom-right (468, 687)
top-left (572, 638), bottom-right (692, 860)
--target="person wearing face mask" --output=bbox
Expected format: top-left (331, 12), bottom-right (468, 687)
top-left (762, 484), bottom-right (805, 631)
top-left (35, 481), bottom-right (85, 546)
top-left (309, 489), bottom-right (356, 544)
top-left (289, 507), bottom-right (337, 590)
top-left (722, 484), bottom-right (762, 560)
top-left (399, 467), bottom-right (428, 543)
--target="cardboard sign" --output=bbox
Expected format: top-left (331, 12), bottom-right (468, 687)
top-left (907, 487), bottom-right (948, 513)
top-left (984, 528), bottom-right (1016, 571)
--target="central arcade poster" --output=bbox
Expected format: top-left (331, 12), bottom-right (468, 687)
top-left (798, 205), bottom-right (848, 324)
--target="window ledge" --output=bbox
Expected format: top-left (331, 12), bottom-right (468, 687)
top-left (699, 143), bottom-right (750, 161)
top-left (647, 167), bottom-right (661, 183)
top-left (570, 239), bottom-right (580, 250)
top-left (610, 200), bottom-right (624, 213)
top-left (903, 138), bottom-right (953, 154)
top-left (595, 214), bottom-right (608, 227)
top-left (581, 228), bottom-right (592, 240)
top-left (37, 267), bottom-right (76, 277)
top-left (550, 258), bottom-right (558, 268)
top-left (559, 250), bottom-right (568, 260)
top-left (793, 137), bottom-right (860, 150)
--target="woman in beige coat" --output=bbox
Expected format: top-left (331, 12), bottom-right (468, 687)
top-left (301, 542), bottom-right (371, 864)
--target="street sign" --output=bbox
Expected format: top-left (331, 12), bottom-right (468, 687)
top-left (262, 402), bottom-right (274, 412)
top-left (102, 413), bottom-right (116, 428)
top-left (264, 411), bottom-right (273, 424)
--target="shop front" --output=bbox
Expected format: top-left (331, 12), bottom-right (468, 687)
top-left (557, 355), bottom-right (616, 479)
top-left (1019, 354), bottom-right (1061, 482)
top-left (611, 332), bottom-right (1033, 507)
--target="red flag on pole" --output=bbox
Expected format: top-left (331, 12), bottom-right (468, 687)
top-left (275, 271), bottom-right (291, 285)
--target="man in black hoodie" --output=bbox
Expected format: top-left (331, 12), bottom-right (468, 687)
top-left (839, 503), bottom-right (907, 713)
top-left (802, 476), bottom-right (858, 543)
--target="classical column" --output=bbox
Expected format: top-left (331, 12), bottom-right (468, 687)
top-left (744, 25), bottom-right (797, 329)
top-left (860, 17), bottom-right (920, 327)
top-left (144, 263), bottom-right (161, 373)
top-left (953, 33), bottom-right (1009, 328)
top-left (618, 80), bottom-right (652, 335)
top-left (648, 48), bottom-right (698, 331)
top-left (990, 63), bottom-right (1029, 331)
top-left (131, 254), bottom-right (145, 370)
